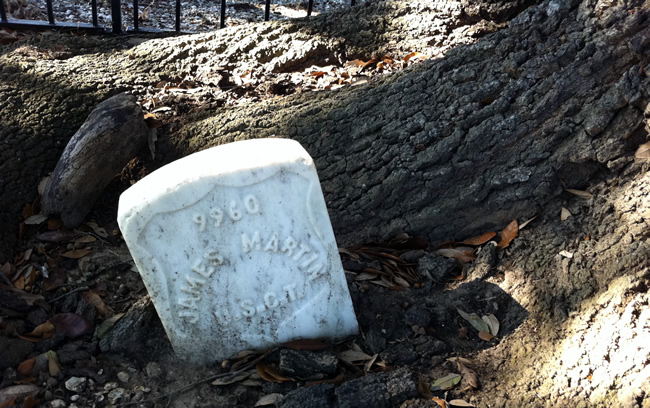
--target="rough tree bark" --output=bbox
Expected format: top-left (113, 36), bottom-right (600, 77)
top-left (41, 93), bottom-right (149, 228)
top-left (176, 0), bottom-right (650, 247)
top-left (0, 0), bottom-right (535, 262)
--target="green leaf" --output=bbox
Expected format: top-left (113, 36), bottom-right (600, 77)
top-left (430, 373), bottom-right (461, 391)
top-left (457, 309), bottom-right (490, 333)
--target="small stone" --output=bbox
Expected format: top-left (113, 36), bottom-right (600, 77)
top-left (48, 399), bottom-right (67, 408)
top-left (104, 382), bottom-right (119, 391)
top-left (46, 377), bottom-right (58, 388)
top-left (70, 395), bottom-right (79, 402)
top-left (145, 362), bottom-right (163, 379)
top-left (44, 390), bottom-right (53, 401)
top-left (108, 388), bottom-right (127, 405)
top-left (64, 377), bottom-right (87, 393)
top-left (117, 371), bottom-right (130, 382)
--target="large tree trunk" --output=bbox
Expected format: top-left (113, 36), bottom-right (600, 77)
top-left (175, 0), bottom-right (650, 247)
top-left (0, 0), bottom-right (535, 262)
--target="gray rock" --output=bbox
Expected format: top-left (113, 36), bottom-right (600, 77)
top-left (278, 348), bottom-right (338, 378)
top-left (418, 254), bottom-right (457, 283)
top-left (107, 387), bottom-right (128, 404)
top-left (64, 377), bottom-right (87, 393)
top-left (117, 371), bottom-right (130, 383)
top-left (145, 362), bottom-right (163, 379)
top-left (336, 368), bottom-right (418, 408)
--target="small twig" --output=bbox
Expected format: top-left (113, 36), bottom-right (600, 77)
top-left (119, 347), bottom-right (278, 407)
top-left (48, 286), bottom-right (89, 303)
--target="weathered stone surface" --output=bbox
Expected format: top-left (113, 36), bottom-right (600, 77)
top-left (118, 139), bottom-right (358, 363)
top-left (41, 93), bottom-right (149, 228)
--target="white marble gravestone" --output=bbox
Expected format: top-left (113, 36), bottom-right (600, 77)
top-left (117, 139), bottom-right (358, 363)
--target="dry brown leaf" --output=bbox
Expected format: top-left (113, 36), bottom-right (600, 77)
top-left (346, 59), bottom-right (365, 67)
top-left (456, 362), bottom-right (480, 389)
top-left (519, 216), bottom-right (537, 230)
top-left (478, 330), bottom-right (495, 342)
top-left (565, 189), bottom-right (593, 199)
top-left (45, 351), bottom-right (60, 376)
top-left (85, 222), bottom-right (109, 238)
top-left (354, 272), bottom-right (377, 281)
top-left (338, 349), bottom-right (373, 364)
top-left (404, 51), bottom-right (426, 63)
top-left (431, 373), bottom-right (461, 391)
top-left (74, 235), bottom-right (96, 244)
top-left (393, 276), bottom-right (410, 287)
top-left (0, 384), bottom-right (40, 401)
top-left (432, 397), bottom-right (448, 408)
top-left (61, 249), bottom-right (92, 259)
top-left (418, 377), bottom-right (433, 399)
top-left (24, 214), bottom-right (47, 225)
top-left (561, 207), bottom-right (572, 221)
top-left (83, 290), bottom-right (108, 315)
top-left (256, 363), bottom-right (290, 383)
top-left (481, 314), bottom-right (500, 336)
top-left (447, 357), bottom-right (474, 367)
top-left (254, 393), bottom-right (283, 406)
top-left (497, 219), bottom-right (519, 248)
top-left (26, 321), bottom-right (55, 338)
top-left (635, 141), bottom-right (650, 160)
top-left (13, 275), bottom-right (25, 290)
top-left (47, 218), bottom-right (63, 230)
top-left (364, 353), bottom-right (379, 372)
top-left (433, 248), bottom-right (476, 263)
top-left (17, 358), bottom-right (36, 376)
top-left (462, 232), bottom-right (497, 246)
top-left (449, 400), bottom-right (475, 407)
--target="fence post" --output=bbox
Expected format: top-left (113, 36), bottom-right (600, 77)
top-left (92, 0), bottom-right (98, 26)
top-left (175, 0), bottom-right (180, 31)
top-left (220, 0), bottom-right (226, 28)
top-left (264, 0), bottom-right (270, 21)
top-left (46, 0), bottom-right (55, 24)
top-left (0, 0), bottom-right (7, 23)
top-left (111, 0), bottom-right (122, 33)
top-left (133, 0), bottom-right (138, 30)
top-left (307, 0), bottom-right (313, 17)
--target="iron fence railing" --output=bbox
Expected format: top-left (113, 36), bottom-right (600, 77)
top-left (0, 0), bottom-right (356, 34)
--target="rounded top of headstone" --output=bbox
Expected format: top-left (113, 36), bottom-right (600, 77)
top-left (117, 138), bottom-right (312, 230)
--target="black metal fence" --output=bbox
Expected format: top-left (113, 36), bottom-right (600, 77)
top-left (0, 0), bottom-right (356, 34)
